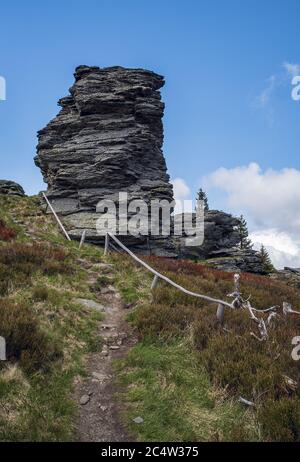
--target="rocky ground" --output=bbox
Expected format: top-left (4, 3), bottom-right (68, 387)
top-left (72, 262), bottom-right (137, 442)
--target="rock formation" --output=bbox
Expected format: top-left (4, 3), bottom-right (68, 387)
top-left (175, 210), bottom-right (265, 273)
top-left (270, 267), bottom-right (300, 288)
top-left (35, 65), bottom-right (175, 255)
top-left (0, 180), bottom-right (25, 197)
top-left (35, 65), bottom-right (265, 272)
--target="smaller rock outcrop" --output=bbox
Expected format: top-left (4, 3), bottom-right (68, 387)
top-left (0, 180), bottom-right (25, 197)
top-left (175, 210), bottom-right (265, 274)
top-left (205, 249), bottom-right (265, 274)
top-left (270, 267), bottom-right (300, 288)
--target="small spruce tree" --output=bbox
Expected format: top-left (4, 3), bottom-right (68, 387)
top-left (259, 244), bottom-right (274, 273)
top-left (196, 188), bottom-right (209, 212)
top-left (237, 215), bottom-right (252, 250)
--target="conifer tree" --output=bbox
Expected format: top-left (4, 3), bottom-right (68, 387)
top-left (237, 215), bottom-right (252, 250)
top-left (196, 188), bottom-right (209, 211)
top-left (259, 244), bottom-right (274, 272)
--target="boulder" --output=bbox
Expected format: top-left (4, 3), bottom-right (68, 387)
top-left (0, 180), bottom-right (25, 197)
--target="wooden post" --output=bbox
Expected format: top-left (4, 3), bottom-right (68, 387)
top-left (104, 233), bottom-right (109, 256)
top-left (234, 273), bottom-right (240, 293)
top-left (216, 303), bottom-right (225, 326)
top-left (79, 230), bottom-right (86, 249)
top-left (151, 275), bottom-right (159, 290)
top-left (0, 336), bottom-right (6, 361)
top-left (42, 192), bottom-right (71, 241)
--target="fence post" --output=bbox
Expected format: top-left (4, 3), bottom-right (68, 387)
top-left (151, 275), bottom-right (159, 290)
top-left (104, 233), bottom-right (109, 256)
top-left (234, 273), bottom-right (240, 293)
top-left (216, 303), bottom-right (225, 326)
top-left (0, 336), bottom-right (6, 361)
top-left (79, 230), bottom-right (86, 249)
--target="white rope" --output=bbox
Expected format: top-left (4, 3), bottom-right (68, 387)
top-left (79, 229), bottom-right (87, 249)
top-left (42, 193), bottom-right (71, 241)
top-left (108, 233), bottom-right (234, 309)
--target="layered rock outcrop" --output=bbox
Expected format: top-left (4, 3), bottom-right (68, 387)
top-left (35, 65), bottom-right (265, 272)
top-left (35, 65), bottom-right (175, 255)
top-left (0, 180), bottom-right (25, 197)
top-left (175, 210), bottom-right (265, 273)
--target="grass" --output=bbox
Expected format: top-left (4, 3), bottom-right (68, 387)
top-left (116, 341), bottom-right (256, 442)
top-left (110, 253), bottom-right (151, 305)
top-left (111, 253), bottom-right (300, 442)
top-left (2, 193), bottom-right (300, 442)
top-left (0, 195), bottom-right (104, 441)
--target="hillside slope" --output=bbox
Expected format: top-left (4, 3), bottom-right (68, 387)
top-left (0, 195), bottom-right (109, 440)
top-left (110, 253), bottom-right (300, 441)
top-left (1, 195), bottom-right (300, 442)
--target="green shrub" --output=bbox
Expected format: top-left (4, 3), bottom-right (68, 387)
top-left (259, 398), bottom-right (300, 441)
top-left (134, 302), bottom-right (197, 341)
top-left (118, 286), bottom-right (139, 304)
top-left (0, 243), bottom-right (72, 295)
top-left (0, 299), bottom-right (61, 374)
top-left (125, 254), bottom-right (300, 440)
top-left (32, 286), bottom-right (49, 302)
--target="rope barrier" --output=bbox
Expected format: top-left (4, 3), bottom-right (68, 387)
top-left (107, 233), bottom-right (234, 309)
top-left (39, 193), bottom-right (281, 337)
top-left (42, 193), bottom-right (71, 241)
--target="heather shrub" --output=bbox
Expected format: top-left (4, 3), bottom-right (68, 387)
top-left (0, 219), bottom-right (16, 241)
top-left (0, 243), bottom-right (72, 295)
top-left (0, 299), bottom-right (61, 374)
top-left (258, 398), bottom-right (300, 441)
top-left (135, 302), bottom-right (198, 341)
top-left (200, 333), bottom-right (285, 398)
top-left (32, 285), bottom-right (49, 302)
top-left (129, 255), bottom-right (300, 440)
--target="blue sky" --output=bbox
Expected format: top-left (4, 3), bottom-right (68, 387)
top-left (1, 0), bottom-right (300, 266)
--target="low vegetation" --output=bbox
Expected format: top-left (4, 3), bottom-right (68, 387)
top-left (112, 254), bottom-right (300, 442)
top-left (0, 195), bottom-right (104, 441)
top-left (1, 194), bottom-right (300, 442)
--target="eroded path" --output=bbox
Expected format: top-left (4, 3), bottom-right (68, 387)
top-left (73, 261), bottom-right (136, 442)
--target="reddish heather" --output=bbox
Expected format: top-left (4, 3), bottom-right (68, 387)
top-left (0, 219), bottom-right (16, 241)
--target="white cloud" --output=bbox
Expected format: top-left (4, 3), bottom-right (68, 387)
top-left (250, 229), bottom-right (300, 269)
top-left (204, 163), bottom-right (300, 269)
top-left (171, 178), bottom-right (193, 214)
top-left (172, 177), bottom-right (190, 201)
top-left (283, 61), bottom-right (300, 78)
top-left (256, 75), bottom-right (277, 108)
top-left (205, 163), bottom-right (300, 233)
